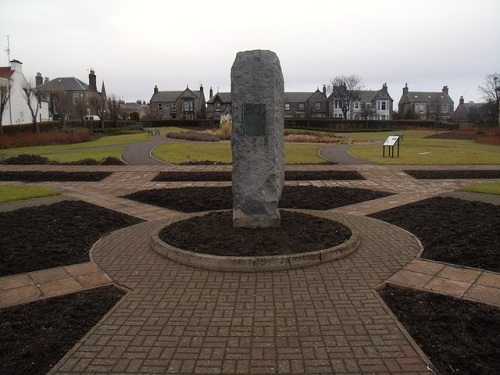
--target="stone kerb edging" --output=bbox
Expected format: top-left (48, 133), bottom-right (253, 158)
top-left (150, 210), bottom-right (360, 272)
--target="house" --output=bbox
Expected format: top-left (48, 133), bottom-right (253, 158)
top-left (206, 88), bottom-right (232, 120)
top-left (149, 85), bottom-right (206, 120)
top-left (0, 59), bottom-right (49, 126)
top-left (453, 96), bottom-right (492, 123)
top-left (120, 101), bottom-right (149, 121)
top-left (284, 86), bottom-right (329, 118)
top-left (398, 84), bottom-right (454, 120)
top-left (34, 69), bottom-right (106, 120)
top-left (329, 83), bottom-right (393, 120)
top-left (206, 86), bottom-right (329, 120)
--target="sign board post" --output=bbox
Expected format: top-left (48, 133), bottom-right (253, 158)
top-left (383, 135), bottom-right (400, 157)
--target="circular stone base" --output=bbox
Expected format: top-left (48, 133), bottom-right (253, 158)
top-left (150, 210), bottom-right (360, 272)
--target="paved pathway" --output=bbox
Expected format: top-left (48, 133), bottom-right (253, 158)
top-left (1, 164), bottom-right (499, 374)
top-left (120, 135), bottom-right (169, 166)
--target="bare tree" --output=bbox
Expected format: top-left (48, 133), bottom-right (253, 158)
top-left (75, 93), bottom-right (88, 127)
top-left (145, 103), bottom-right (162, 120)
top-left (88, 92), bottom-right (105, 128)
top-left (49, 85), bottom-right (69, 127)
top-left (0, 76), bottom-right (12, 132)
top-left (478, 73), bottom-right (500, 125)
top-left (329, 75), bottom-right (364, 120)
top-left (107, 94), bottom-right (122, 126)
top-left (24, 80), bottom-right (41, 133)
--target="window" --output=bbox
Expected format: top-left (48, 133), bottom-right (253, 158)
top-left (314, 102), bottom-right (321, 111)
top-left (284, 103), bottom-right (290, 111)
top-left (377, 101), bottom-right (388, 111)
top-left (158, 103), bottom-right (163, 111)
top-left (334, 100), bottom-right (340, 109)
top-left (183, 101), bottom-right (193, 112)
top-left (298, 103), bottom-right (305, 111)
top-left (172, 103), bottom-right (176, 111)
top-left (73, 93), bottom-right (80, 105)
top-left (215, 103), bottom-right (221, 111)
top-left (354, 102), bottom-right (359, 109)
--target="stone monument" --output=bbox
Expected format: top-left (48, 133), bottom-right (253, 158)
top-left (231, 50), bottom-right (285, 228)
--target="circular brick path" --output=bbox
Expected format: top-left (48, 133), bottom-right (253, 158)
top-left (51, 212), bottom-right (432, 374)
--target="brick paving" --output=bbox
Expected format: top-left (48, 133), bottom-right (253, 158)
top-left (0, 164), bottom-right (499, 374)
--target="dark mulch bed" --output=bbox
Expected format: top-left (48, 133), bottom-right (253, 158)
top-left (160, 210), bottom-right (351, 256)
top-left (124, 185), bottom-right (392, 212)
top-left (0, 200), bottom-right (144, 276)
top-left (405, 169), bottom-right (500, 179)
top-left (370, 196), bottom-right (500, 272)
top-left (0, 287), bottom-right (124, 375)
top-left (153, 170), bottom-right (364, 182)
top-left (0, 171), bottom-right (112, 182)
top-left (380, 287), bottom-right (500, 375)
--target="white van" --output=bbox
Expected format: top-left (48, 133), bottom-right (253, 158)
top-left (84, 115), bottom-right (100, 121)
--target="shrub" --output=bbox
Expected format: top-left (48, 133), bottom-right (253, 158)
top-left (100, 157), bottom-right (125, 165)
top-left (165, 131), bottom-right (221, 142)
top-left (2, 154), bottom-right (51, 165)
top-left (0, 130), bottom-right (94, 149)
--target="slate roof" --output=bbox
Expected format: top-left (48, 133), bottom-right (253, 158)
top-left (35, 77), bottom-right (91, 92)
top-left (284, 92), bottom-right (314, 102)
top-left (151, 88), bottom-right (203, 103)
top-left (207, 92), bottom-right (231, 104)
top-left (400, 91), bottom-right (452, 104)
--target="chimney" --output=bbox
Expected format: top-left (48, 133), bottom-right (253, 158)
top-left (442, 85), bottom-right (449, 95)
top-left (154, 85), bottom-right (158, 94)
top-left (403, 83), bottom-right (408, 95)
top-left (200, 84), bottom-right (203, 92)
top-left (209, 86), bottom-right (213, 98)
top-left (44, 77), bottom-right (49, 84)
top-left (383, 82), bottom-right (387, 90)
top-left (36, 72), bottom-right (43, 86)
top-left (89, 68), bottom-right (97, 91)
top-left (322, 84), bottom-right (327, 96)
top-left (459, 96), bottom-right (464, 105)
top-left (10, 59), bottom-right (22, 72)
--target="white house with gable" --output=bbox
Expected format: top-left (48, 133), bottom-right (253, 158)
top-left (0, 59), bottom-right (49, 127)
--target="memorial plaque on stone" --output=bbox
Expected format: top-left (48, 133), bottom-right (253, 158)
top-left (231, 50), bottom-right (285, 228)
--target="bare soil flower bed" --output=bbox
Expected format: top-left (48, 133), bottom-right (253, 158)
top-left (370, 196), bottom-right (500, 272)
top-left (0, 287), bottom-right (124, 375)
top-left (404, 169), bottom-right (500, 179)
top-left (160, 210), bottom-right (352, 256)
top-left (379, 287), bottom-right (500, 375)
top-left (0, 171), bottom-right (112, 182)
top-left (0, 200), bottom-right (143, 276)
top-left (152, 170), bottom-right (364, 182)
top-left (124, 185), bottom-right (392, 212)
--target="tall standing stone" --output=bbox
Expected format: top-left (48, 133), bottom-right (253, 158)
top-left (231, 50), bottom-right (285, 228)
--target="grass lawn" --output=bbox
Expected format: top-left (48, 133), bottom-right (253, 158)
top-left (0, 185), bottom-right (60, 203)
top-left (0, 133), bottom-right (150, 163)
top-left (460, 182), bottom-right (500, 195)
top-left (151, 142), bottom-right (325, 164)
top-left (346, 131), bottom-right (500, 164)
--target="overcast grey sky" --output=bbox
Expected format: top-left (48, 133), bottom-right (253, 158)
top-left (2, 0), bottom-right (499, 107)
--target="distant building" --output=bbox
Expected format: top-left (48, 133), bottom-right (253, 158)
top-left (453, 96), bottom-right (491, 123)
top-left (206, 88), bottom-right (231, 120)
top-left (398, 84), bottom-right (454, 120)
top-left (0, 59), bottom-right (49, 126)
top-left (149, 85), bottom-right (206, 120)
top-left (206, 86), bottom-right (329, 120)
top-left (329, 83), bottom-right (393, 120)
top-left (34, 69), bottom-right (106, 120)
top-left (121, 101), bottom-right (149, 120)
top-left (284, 86), bottom-right (329, 118)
